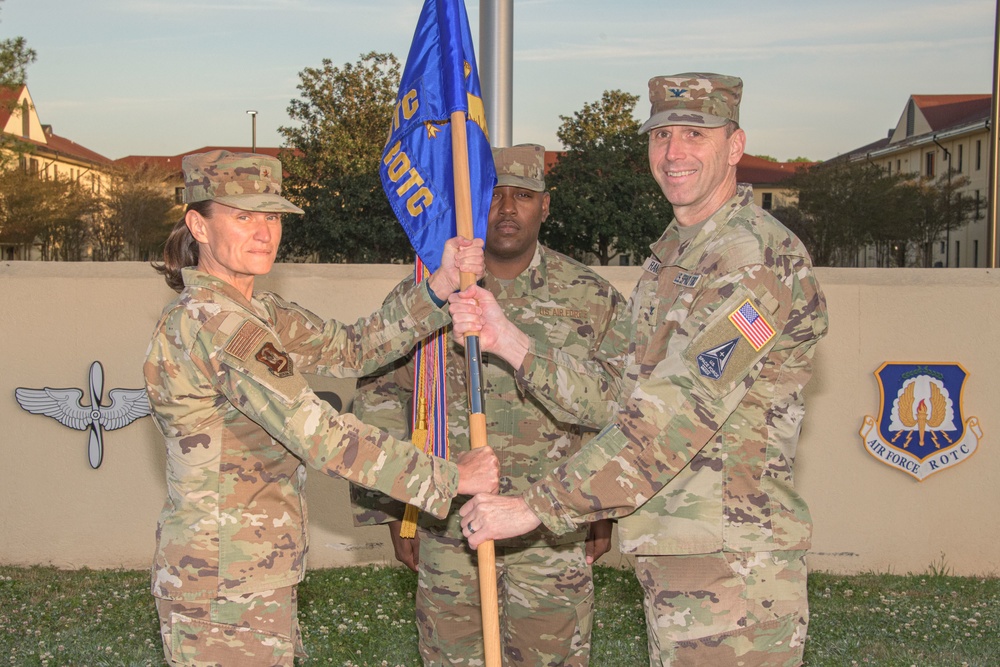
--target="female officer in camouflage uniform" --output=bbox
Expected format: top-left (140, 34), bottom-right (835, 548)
top-left (145, 149), bottom-right (498, 666)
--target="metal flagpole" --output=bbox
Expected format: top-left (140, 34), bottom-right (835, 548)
top-left (479, 0), bottom-right (513, 148)
top-left (988, 0), bottom-right (1000, 267)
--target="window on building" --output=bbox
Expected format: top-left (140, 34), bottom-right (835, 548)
top-left (955, 241), bottom-right (960, 268)
top-left (957, 144), bottom-right (964, 173)
top-left (906, 99), bottom-right (915, 137)
top-left (175, 187), bottom-right (185, 205)
top-left (925, 152), bottom-right (935, 177)
top-left (21, 99), bottom-right (29, 138)
top-left (940, 241), bottom-right (946, 254)
top-left (896, 159), bottom-right (901, 173)
top-left (976, 190), bottom-right (981, 219)
top-left (29, 158), bottom-right (39, 175)
top-left (976, 140), bottom-right (982, 170)
top-left (761, 192), bottom-right (773, 210)
top-left (52, 164), bottom-right (58, 180)
top-left (974, 240), bottom-right (979, 268)
top-left (887, 161), bottom-right (892, 176)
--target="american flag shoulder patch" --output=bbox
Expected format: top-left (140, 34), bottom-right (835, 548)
top-left (224, 320), bottom-right (268, 361)
top-left (728, 299), bottom-right (776, 351)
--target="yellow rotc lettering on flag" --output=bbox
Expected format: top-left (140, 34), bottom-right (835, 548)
top-left (383, 141), bottom-right (435, 216)
top-left (391, 89), bottom-right (420, 134)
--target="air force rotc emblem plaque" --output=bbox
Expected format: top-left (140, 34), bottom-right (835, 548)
top-left (859, 363), bottom-right (982, 481)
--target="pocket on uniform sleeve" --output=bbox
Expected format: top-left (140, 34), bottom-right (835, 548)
top-left (214, 319), bottom-right (309, 408)
top-left (681, 286), bottom-right (777, 400)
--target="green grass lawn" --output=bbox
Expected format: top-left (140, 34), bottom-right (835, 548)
top-left (1, 564), bottom-right (996, 666)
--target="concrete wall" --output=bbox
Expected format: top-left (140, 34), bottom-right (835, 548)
top-left (1, 261), bottom-right (997, 576)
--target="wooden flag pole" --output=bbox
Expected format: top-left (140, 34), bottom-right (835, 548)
top-left (449, 108), bottom-right (501, 667)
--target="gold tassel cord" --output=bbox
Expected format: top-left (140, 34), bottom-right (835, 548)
top-left (401, 318), bottom-right (432, 539)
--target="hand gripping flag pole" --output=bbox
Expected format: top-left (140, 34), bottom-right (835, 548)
top-left (449, 80), bottom-right (502, 667)
top-left (379, 1), bottom-right (499, 664)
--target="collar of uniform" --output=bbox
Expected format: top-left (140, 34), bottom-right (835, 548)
top-left (648, 183), bottom-right (755, 271)
top-left (483, 243), bottom-right (550, 301)
top-left (181, 267), bottom-right (255, 309)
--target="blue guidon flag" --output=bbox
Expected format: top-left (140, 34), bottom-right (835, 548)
top-left (380, 0), bottom-right (495, 272)
top-left (859, 363), bottom-right (982, 481)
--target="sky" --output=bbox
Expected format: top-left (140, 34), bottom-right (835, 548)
top-left (3, 0), bottom-right (996, 162)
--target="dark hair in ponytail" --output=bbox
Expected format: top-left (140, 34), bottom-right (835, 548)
top-left (152, 200), bottom-right (214, 292)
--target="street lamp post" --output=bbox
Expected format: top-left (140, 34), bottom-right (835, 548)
top-left (246, 110), bottom-right (258, 153)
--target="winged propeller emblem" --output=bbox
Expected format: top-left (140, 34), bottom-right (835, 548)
top-left (15, 361), bottom-right (151, 468)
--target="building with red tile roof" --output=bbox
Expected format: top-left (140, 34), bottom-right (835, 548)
top-left (837, 94), bottom-right (991, 267)
top-left (736, 154), bottom-right (812, 211)
top-left (1, 85), bottom-right (112, 179)
top-left (1, 85), bottom-right (116, 260)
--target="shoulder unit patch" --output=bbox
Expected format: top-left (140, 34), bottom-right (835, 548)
top-left (255, 342), bottom-right (294, 378)
top-left (696, 337), bottom-right (740, 380)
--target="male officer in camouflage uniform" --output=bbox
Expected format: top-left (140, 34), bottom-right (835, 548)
top-left (145, 150), bottom-right (497, 666)
top-left (453, 74), bottom-right (829, 666)
top-left (351, 144), bottom-right (627, 666)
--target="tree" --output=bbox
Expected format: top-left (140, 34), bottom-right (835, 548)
top-left (40, 181), bottom-right (103, 261)
top-left (278, 52), bottom-right (412, 263)
top-left (779, 161), bottom-right (978, 267)
top-left (786, 162), bottom-right (920, 266)
top-left (907, 172), bottom-right (977, 267)
top-left (542, 90), bottom-right (671, 265)
top-left (0, 169), bottom-right (54, 255)
top-left (0, 170), bottom-right (102, 260)
top-left (93, 164), bottom-right (177, 261)
top-left (0, 0), bottom-right (37, 165)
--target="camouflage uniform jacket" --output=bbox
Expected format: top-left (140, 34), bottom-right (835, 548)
top-left (518, 185), bottom-right (829, 555)
top-left (350, 244), bottom-right (627, 547)
top-left (145, 268), bottom-right (460, 600)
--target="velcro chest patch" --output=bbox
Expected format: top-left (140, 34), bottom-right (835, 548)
top-left (536, 306), bottom-right (589, 319)
top-left (672, 271), bottom-right (702, 289)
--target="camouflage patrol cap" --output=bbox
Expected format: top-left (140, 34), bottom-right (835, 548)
top-left (181, 149), bottom-right (304, 214)
top-left (639, 72), bottom-right (743, 134)
top-left (492, 144), bottom-right (546, 192)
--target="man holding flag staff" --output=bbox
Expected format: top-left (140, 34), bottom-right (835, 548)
top-left (353, 144), bottom-right (626, 667)
top-left (452, 73), bottom-right (828, 666)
